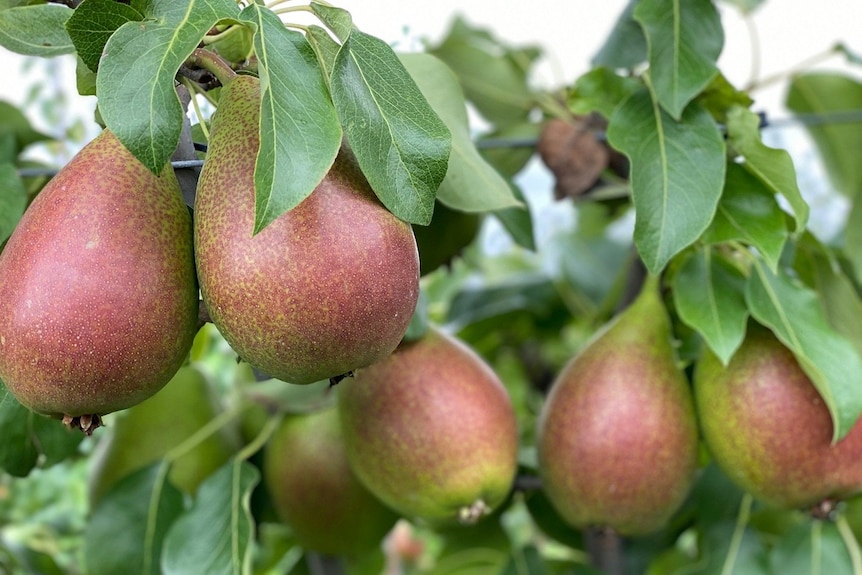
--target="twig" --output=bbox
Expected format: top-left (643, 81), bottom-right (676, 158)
top-left (584, 527), bottom-right (625, 575)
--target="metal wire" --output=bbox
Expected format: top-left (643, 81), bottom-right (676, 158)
top-left (13, 109), bottom-right (862, 178)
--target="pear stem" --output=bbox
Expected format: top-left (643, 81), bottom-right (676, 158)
top-left (185, 47), bottom-right (238, 88)
top-left (584, 527), bottom-right (624, 575)
top-left (236, 411), bottom-right (283, 462)
top-left (164, 403), bottom-right (245, 463)
top-left (720, 493), bottom-right (753, 575)
top-left (836, 514), bottom-right (862, 575)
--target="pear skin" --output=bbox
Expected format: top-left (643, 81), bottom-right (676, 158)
top-left (264, 406), bottom-right (399, 556)
top-left (694, 324), bottom-right (862, 509)
top-left (0, 130), bottom-right (198, 431)
top-left (194, 75), bottom-right (419, 385)
top-left (536, 277), bottom-right (699, 536)
top-left (337, 327), bottom-right (518, 524)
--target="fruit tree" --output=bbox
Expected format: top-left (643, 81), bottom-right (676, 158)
top-left (2, 1), bottom-right (862, 574)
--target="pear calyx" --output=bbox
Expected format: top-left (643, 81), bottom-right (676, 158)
top-left (457, 499), bottom-right (491, 525)
top-left (62, 414), bottom-right (103, 436)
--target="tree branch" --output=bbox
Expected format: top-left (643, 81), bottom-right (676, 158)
top-left (585, 527), bottom-right (626, 575)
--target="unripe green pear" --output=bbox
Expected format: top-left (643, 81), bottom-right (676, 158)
top-left (88, 366), bottom-right (238, 506)
top-left (0, 130), bottom-right (198, 433)
top-left (694, 324), bottom-right (862, 509)
top-left (337, 327), bottom-right (518, 524)
top-left (263, 406), bottom-right (399, 556)
top-left (536, 277), bottom-right (699, 536)
top-left (194, 75), bottom-right (419, 385)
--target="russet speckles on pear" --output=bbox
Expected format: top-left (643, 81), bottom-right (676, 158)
top-left (194, 75), bottom-right (419, 385)
top-left (536, 278), bottom-right (699, 536)
top-left (695, 325), bottom-right (862, 510)
top-left (337, 328), bottom-right (518, 524)
top-left (0, 130), bottom-right (199, 430)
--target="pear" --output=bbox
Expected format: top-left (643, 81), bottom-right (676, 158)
top-left (263, 405), bottom-right (399, 556)
top-left (88, 366), bottom-right (238, 506)
top-left (0, 130), bottom-right (198, 433)
top-left (694, 324), bottom-right (862, 510)
top-left (337, 327), bottom-right (518, 524)
top-left (194, 75), bottom-right (419, 385)
top-left (536, 277), bottom-right (699, 536)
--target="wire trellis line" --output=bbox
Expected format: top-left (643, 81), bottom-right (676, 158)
top-left (14, 108), bottom-right (862, 179)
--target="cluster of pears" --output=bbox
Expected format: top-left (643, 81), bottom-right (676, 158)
top-left (7, 53), bottom-right (860, 555)
top-left (0, 73), bottom-right (419, 432)
top-left (536, 274), bottom-right (862, 540)
top-left (262, 326), bottom-right (520, 556)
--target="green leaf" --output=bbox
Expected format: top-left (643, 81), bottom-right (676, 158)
top-left (306, 24), bottom-right (340, 83)
top-left (447, 274), bottom-right (563, 331)
top-left (591, 0), bottom-right (647, 70)
top-left (558, 220), bottom-right (629, 306)
top-left (786, 72), bottom-right (862, 198)
top-left (606, 89), bottom-right (725, 274)
top-left (844, 196), bottom-right (862, 283)
top-left (206, 20), bottom-right (253, 64)
top-left (330, 29), bottom-right (451, 225)
top-left (702, 161), bottom-right (788, 271)
top-left (0, 163), bottom-right (26, 244)
top-left (240, 378), bottom-right (332, 415)
top-left (0, 4), bottom-right (74, 56)
top-left (672, 249), bottom-right (748, 365)
top-left (96, 0), bottom-right (240, 174)
top-left (0, 379), bottom-right (82, 477)
top-left (85, 463), bottom-right (184, 575)
top-left (161, 461), bottom-right (259, 575)
top-left (770, 520), bottom-right (854, 575)
top-left (795, 234), bottom-right (862, 361)
top-left (499, 545), bottom-right (548, 575)
top-left (0, 132), bottom-right (13, 164)
top-left (493, 184), bottom-right (535, 251)
top-left (695, 519), bottom-right (770, 575)
top-left (76, 55), bottom-right (98, 96)
top-left (429, 16), bottom-right (539, 128)
top-left (726, 105), bottom-right (809, 231)
top-left (696, 72), bottom-right (754, 123)
top-left (0, 379), bottom-right (39, 476)
top-left (746, 260), bottom-right (862, 441)
top-left (65, 0), bottom-right (144, 72)
top-left (309, 1), bottom-right (352, 42)
top-left (238, 5), bottom-right (342, 234)
top-left (634, 0), bottom-right (723, 119)
top-left (569, 67), bottom-right (641, 119)
top-left (399, 53), bottom-right (521, 213)
top-left (0, 101), bottom-right (52, 153)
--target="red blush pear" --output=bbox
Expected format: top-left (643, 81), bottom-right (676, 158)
top-left (695, 325), bottom-right (862, 510)
top-left (0, 129), bottom-right (198, 433)
top-left (193, 75), bottom-right (419, 385)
